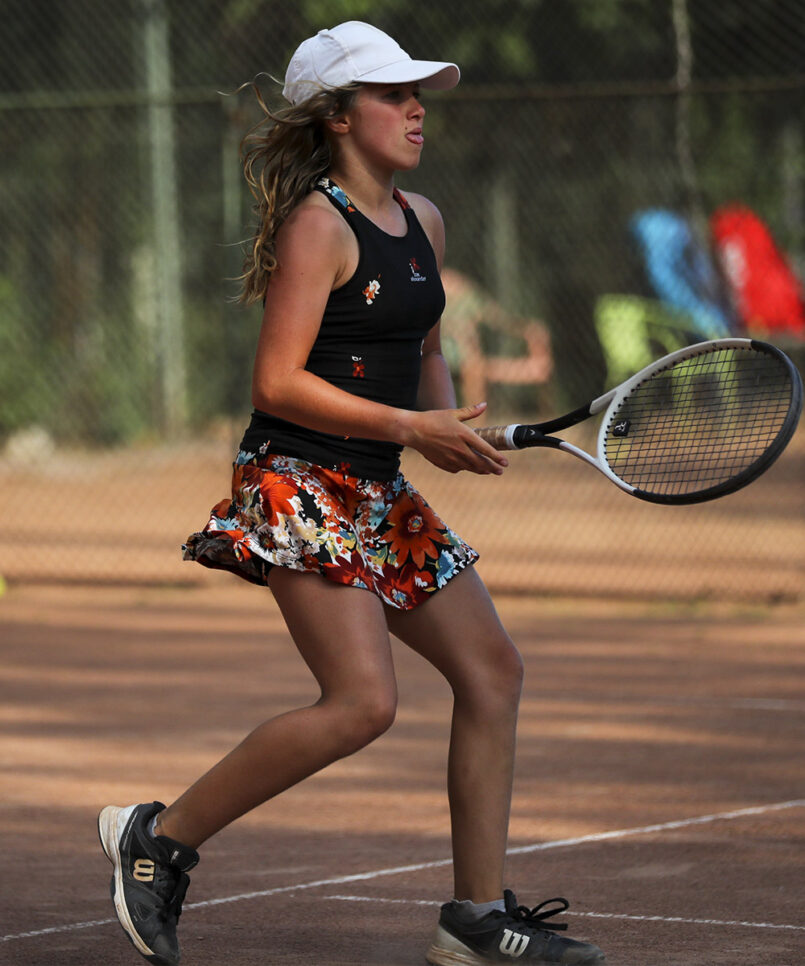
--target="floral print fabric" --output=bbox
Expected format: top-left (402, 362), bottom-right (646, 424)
top-left (183, 453), bottom-right (478, 610)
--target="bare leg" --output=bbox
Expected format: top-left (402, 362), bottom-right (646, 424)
top-left (156, 570), bottom-right (397, 848)
top-left (385, 566), bottom-right (523, 903)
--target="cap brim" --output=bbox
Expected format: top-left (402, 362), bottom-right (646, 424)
top-left (356, 60), bottom-right (460, 91)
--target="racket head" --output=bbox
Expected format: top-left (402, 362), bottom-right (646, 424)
top-left (596, 338), bottom-right (803, 505)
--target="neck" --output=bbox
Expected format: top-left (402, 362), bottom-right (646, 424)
top-left (326, 161), bottom-right (396, 217)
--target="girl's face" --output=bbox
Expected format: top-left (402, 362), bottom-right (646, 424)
top-left (341, 82), bottom-right (426, 173)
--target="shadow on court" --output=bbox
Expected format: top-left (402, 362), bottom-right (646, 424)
top-left (1, 583), bottom-right (804, 965)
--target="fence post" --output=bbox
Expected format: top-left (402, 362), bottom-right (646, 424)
top-left (141, 0), bottom-right (187, 435)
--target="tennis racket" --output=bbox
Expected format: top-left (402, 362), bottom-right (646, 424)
top-left (476, 338), bottom-right (803, 504)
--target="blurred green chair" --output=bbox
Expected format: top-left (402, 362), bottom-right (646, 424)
top-left (595, 294), bottom-right (702, 387)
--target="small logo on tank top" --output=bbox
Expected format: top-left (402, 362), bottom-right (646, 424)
top-left (363, 278), bottom-right (381, 304)
top-left (409, 257), bottom-right (427, 282)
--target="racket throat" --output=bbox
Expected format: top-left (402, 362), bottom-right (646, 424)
top-left (557, 440), bottom-right (636, 495)
top-left (512, 426), bottom-right (551, 448)
top-left (535, 402), bottom-right (597, 435)
top-left (512, 426), bottom-right (565, 449)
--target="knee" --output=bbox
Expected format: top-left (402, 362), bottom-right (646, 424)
top-left (326, 691), bottom-right (397, 757)
top-left (358, 693), bottom-right (398, 744)
top-left (457, 634), bottom-right (524, 710)
top-left (492, 636), bottom-right (525, 702)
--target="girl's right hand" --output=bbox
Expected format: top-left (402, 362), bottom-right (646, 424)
top-left (402, 402), bottom-right (509, 475)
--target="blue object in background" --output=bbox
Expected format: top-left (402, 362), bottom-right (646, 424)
top-left (629, 209), bottom-right (733, 338)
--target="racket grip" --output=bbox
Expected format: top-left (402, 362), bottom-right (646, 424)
top-left (475, 424), bottom-right (519, 450)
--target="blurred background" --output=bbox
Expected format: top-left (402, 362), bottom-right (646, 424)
top-left (1, 0), bottom-right (803, 600)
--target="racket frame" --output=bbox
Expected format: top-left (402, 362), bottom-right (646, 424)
top-left (483, 338), bottom-right (803, 505)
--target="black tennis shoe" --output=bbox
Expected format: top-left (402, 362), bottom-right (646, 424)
top-left (98, 801), bottom-right (199, 966)
top-left (426, 890), bottom-right (605, 964)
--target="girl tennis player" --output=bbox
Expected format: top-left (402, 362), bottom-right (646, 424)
top-left (98, 22), bottom-right (605, 966)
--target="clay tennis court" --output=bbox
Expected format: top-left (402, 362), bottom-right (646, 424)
top-left (2, 576), bottom-right (804, 966)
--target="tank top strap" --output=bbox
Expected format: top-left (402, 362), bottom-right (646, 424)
top-left (314, 177), bottom-right (359, 222)
top-left (314, 178), bottom-right (417, 233)
top-left (392, 186), bottom-right (410, 210)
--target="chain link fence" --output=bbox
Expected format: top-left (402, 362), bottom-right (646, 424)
top-left (1, 0), bottom-right (803, 599)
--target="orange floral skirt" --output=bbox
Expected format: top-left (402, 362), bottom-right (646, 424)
top-left (182, 452), bottom-right (478, 610)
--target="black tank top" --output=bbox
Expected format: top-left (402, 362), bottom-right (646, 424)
top-left (240, 177), bottom-right (446, 480)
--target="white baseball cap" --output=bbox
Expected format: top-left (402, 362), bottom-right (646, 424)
top-left (282, 21), bottom-right (460, 106)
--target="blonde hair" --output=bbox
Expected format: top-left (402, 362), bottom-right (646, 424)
top-left (237, 81), bottom-right (361, 305)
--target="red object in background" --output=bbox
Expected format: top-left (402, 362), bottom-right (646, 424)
top-left (710, 204), bottom-right (805, 336)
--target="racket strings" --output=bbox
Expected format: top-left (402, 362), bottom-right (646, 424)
top-left (603, 347), bottom-right (796, 496)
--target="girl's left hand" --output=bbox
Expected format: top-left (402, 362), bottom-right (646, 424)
top-left (401, 402), bottom-right (509, 475)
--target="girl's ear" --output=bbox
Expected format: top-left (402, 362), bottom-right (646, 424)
top-left (325, 113), bottom-right (351, 135)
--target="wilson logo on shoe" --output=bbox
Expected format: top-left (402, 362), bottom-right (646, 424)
top-left (132, 858), bottom-right (155, 882)
top-left (499, 928), bottom-right (530, 958)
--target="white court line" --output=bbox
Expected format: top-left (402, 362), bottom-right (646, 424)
top-left (3, 798), bottom-right (803, 944)
top-left (324, 896), bottom-right (805, 933)
top-left (506, 798), bottom-right (805, 857)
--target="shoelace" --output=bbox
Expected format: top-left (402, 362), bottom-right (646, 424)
top-left (167, 873), bottom-right (190, 922)
top-left (507, 896), bottom-right (570, 933)
top-left (151, 866), bottom-right (190, 923)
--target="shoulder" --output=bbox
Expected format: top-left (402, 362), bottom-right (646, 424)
top-left (400, 191), bottom-right (444, 236)
top-left (273, 191), bottom-right (354, 277)
top-left (278, 192), bottom-right (353, 248)
top-left (399, 191), bottom-right (445, 264)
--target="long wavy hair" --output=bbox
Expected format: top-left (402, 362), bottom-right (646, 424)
top-left (237, 81), bottom-right (361, 305)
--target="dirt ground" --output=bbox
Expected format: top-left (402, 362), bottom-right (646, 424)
top-left (1, 582), bottom-right (804, 966)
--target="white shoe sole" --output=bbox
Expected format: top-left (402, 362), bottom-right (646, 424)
top-left (98, 804), bottom-right (156, 960)
top-left (426, 923), bottom-right (605, 965)
top-left (426, 925), bottom-right (486, 965)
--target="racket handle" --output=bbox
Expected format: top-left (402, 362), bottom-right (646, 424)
top-left (475, 424), bottom-right (520, 450)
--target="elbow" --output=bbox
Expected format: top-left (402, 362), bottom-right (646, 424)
top-left (251, 374), bottom-right (279, 413)
top-left (251, 377), bottom-right (266, 412)
top-left (251, 368), bottom-right (297, 415)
